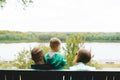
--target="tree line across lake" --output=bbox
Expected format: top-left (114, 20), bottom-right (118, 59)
top-left (0, 30), bottom-right (120, 43)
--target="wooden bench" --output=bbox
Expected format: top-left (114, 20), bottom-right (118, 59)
top-left (0, 69), bottom-right (120, 80)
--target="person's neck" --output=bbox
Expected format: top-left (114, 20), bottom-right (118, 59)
top-left (35, 61), bottom-right (44, 65)
top-left (51, 50), bottom-right (56, 53)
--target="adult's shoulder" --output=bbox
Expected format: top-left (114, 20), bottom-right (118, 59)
top-left (69, 63), bottom-right (96, 71)
top-left (86, 66), bottom-right (96, 71)
top-left (31, 64), bottom-right (54, 70)
top-left (44, 52), bottom-right (49, 56)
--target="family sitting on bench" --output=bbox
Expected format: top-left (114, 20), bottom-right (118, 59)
top-left (31, 37), bottom-right (95, 70)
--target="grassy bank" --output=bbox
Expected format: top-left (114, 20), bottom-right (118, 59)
top-left (97, 64), bottom-right (120, 68)
top-left (1, 30), bottom-right (120, 43)
top-left (0, 40), bottom-right (120, 43)
top-left (0, 40), bottom-right (40, 43)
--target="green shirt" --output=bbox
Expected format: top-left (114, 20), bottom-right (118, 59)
top-left (44, 52), bottom-right (67, 69)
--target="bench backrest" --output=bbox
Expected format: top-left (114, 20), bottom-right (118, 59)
top-left (0, 69), bottom-right (120, 80)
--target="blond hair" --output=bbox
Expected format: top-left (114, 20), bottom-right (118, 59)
top-left (50, 37), bottom-right (61, 52)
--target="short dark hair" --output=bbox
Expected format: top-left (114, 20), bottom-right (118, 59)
top-left (75, 49), bottom-right (91, 64)
top-left (50, 37), bottom-right (61, 51)
top-left (31, 47), bottom-right (44, 63)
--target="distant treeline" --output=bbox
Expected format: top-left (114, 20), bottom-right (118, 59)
top-left (0, 30), bottom-right (120, 43)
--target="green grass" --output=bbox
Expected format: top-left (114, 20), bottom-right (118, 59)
top-left (1, 39), bottom-right (120, 43)
top-left (86, 40), bottom-right (120, 43)
top-left (0, 40), bottom-right (40, 43)
top-left (96, 64), bottom-right (120, 68)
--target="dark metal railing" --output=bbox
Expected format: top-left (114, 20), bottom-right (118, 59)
top-left (0, 69), bottom-right (120, 80)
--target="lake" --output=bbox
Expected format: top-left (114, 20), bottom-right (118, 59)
top-left (0, 42), bottom-right (120, 62)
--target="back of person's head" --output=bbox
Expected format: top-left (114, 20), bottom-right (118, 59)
top-left (73, 49), bottom-right (91, 64)
top-left (50, 37), bottom-right (61, 52)
top-left (31, 47), bottom-right (44, 64)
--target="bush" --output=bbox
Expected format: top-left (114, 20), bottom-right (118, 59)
top-left (63, 34), bottom-right (85, 69)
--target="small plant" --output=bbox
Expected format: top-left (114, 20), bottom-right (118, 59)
top-left (13, 49), bottom-right (33, 69)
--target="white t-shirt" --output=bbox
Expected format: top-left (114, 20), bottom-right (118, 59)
top-left (69, 62), bottom-right (96, 71)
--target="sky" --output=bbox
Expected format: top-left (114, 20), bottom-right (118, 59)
top-left (0, 0), bottom-right (120, 32)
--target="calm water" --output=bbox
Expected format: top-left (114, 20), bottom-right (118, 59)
top-left (0, 42), bottom-right (120, 61)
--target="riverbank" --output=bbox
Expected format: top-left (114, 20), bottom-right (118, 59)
top-left (0, 40), bottom-right (40, 43)
top-left (102, 68), bottom-right (120, 71)
top-left (96, 64), bottom-right (120, 69)
top-left (99, 64), bottom-right (120, 68)
top-left (1, 30), bottom-right (120, 43)
top-left (1, 40), bottom-right (120, 43)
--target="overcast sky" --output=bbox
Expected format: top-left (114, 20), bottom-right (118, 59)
top-left (0, 0), bottom-right (120, 32)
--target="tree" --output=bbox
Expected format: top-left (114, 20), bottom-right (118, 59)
top-left (63, 34), bottom-right (85, 68)
top-left (0, 0), bottom-right (33, 8)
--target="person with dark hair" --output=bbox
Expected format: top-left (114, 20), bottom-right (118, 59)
top-left (31, 47), bottom-right (54, 70)
top-left (31, 47), bottom-right (44, 64)
top-left (69, 49), bottom-right (96, 70)
top-left (44, 37), bottom-right (67, 69)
